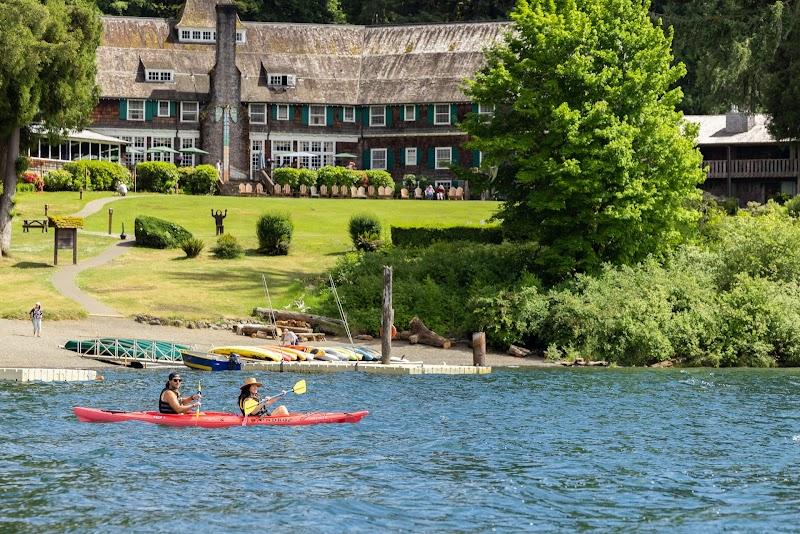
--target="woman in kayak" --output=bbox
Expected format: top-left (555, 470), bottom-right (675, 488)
top-left (159, 372), bottom-right (201, 414)
top-left (238, 377), bottom-right (289, 417)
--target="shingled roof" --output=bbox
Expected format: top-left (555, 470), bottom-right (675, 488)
top-left (176, 0), bottom-right (241, 28)
top-left (97, 13), bottom-right (510, 104)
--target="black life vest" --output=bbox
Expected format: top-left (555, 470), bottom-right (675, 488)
top-left (239, 393), bottom-right (266, 417)
top-left (159, 388), bottom-right (178, 414)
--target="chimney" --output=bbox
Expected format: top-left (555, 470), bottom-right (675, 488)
top-left (725, 108), bottom-right (755, 134)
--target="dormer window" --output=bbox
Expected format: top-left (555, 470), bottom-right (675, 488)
top-left (178, 27), bottom-right (242, 44)
top-left (236, 31), bottom-right (245, 43)
top-left (145, 69), bottom-right (174, 83)
top-left (267, 73), bottom-right (296, 87)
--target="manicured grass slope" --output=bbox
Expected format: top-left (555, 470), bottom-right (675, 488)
top-left (4, 194), bottom-right (498, 319)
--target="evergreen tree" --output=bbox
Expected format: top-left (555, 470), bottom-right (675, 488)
top-left (462, 0), bottom-right (706, 279)
top-left (0, 0), bottom-right (102, 257)
top-left (762, 2), bottom-right (800, 139)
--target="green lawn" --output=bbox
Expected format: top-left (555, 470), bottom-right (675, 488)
top-left (1, 192), bottom-right (499, 320)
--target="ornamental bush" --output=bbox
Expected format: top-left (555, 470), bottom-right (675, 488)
top-left (391, 226), bottom-right (503, 247)
top-left (135, 161), bottom-right (180, 193)
top-left (212, 233), bottom-right (244, 259)
top-left (365, 170), bottom-right (394, 189)
top-left (348, 213), bottom-right (382, 251)
top-left (44, 170), bottom-right (78, 191)
top-left (134, 215), bottom-right (192, 248)
top-left (63, 160), bottom-right (130, 191)
top-left (272, 167), bottom-right (301, 188)
top-left (182, 164), bottom-right (218, 195)
top-left (297, 168), bottom-right (317, 187)
top-left (316, 166), bottom-right (347, 188)
top-left (181, 237), bottom-right (205, 258)
top-left (256, 212), bottom-right (293, 255)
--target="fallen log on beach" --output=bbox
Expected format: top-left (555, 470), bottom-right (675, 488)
top-left (252, 308), bottom-right (345, 335)
top-left (408, 317), bottom-right (451, 349)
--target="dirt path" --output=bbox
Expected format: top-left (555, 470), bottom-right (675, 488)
top-left (0, 317), bottom-right (557, 370)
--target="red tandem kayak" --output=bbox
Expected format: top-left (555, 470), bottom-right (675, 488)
top-left (73, 407), bottom-right (369, 428)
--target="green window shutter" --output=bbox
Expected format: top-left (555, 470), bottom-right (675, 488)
top-left (399, 106), bottom-right (405, 122)
top-left (327, 106), bottom-right (334, 126)
top-left (170, 101), bottom-right (177, 117)
top-left (145, 100), bottom-right (156, 121)
top-left (385, 106), bottom-right (392, 128)
top-left (471, 103), bottom-right (478, 113)
top-left (301, 105), bottom-right (309, 125)
top-left (427, 105), bottom-right (434, 125)
top-left (363, 149), bottom-right (371, 169)
top-left (451, 104), bottom-right (458, 124)
top-left (289, 105), bottom-right (296, 120)
top-left (119, 100), bottom-right (128, 120)
top-left (401, 147), bottom-right (407, 165)
top-left (472, 150), bottom-right (481, 166)
top-left (428, 147), bottom-right (435, 168)
top-left (387, 149), bottom-right (395, 170)
top-left (362, 107), bottom-right (370, 127)
top-left (416, 105), bottom-right (422, 122)
top-left (451, 148), bottom-right (458, 164)
top-left (271, 105), bottom-right (277, 120)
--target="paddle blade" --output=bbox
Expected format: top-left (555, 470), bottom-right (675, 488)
top-left (292, 380), bottom-right (307, 395)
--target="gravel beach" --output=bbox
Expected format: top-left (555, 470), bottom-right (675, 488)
top-left (0, 317), bottom-right (555, 369)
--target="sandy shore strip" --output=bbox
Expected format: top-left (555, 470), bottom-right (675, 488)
top-left (0, 317), bottom-right (556, 369)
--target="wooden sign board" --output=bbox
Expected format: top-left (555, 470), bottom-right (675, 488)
top-left (53, 228), bottom-right (78, 265)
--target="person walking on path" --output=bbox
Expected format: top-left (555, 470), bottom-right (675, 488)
top-left (29, 303), bottom-right (43, 337)
top-left (212, 209), bottom-right (227, 235)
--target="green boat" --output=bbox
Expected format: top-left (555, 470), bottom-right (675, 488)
top-left (64, 338), bottom-right (190, 364)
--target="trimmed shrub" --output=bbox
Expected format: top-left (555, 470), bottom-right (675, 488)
top-left (43, 170), bottom-right (78, 191)
top-left (349, 213), bottom-right (382, 251)
top-left (317, 166), bottom-right (348, 188)
top-left (273, 167), bottom-right (301, 188)
top-left (177, 167), bottom-right (194, 192)
top-left (212, 233), bottom-right (244, 259)
top-left (342, 169), bottom-right (362, 187)
top-left (134, 215), bottom-right (192, 248)
top-left (256, 212), bottom-right (293, 255)
top-left (181, 237), bottom-right (205, 258)
top-left (63, 161), bottom-right (130, 191)
top-left (786, 195), bottom-right (800, 218)
top-left (182, 164), bottom-right (218, 195)
top-left (135, 161), bottom-right (180, 193)
top-left (365, 170), bottom-right (394, 190)
top-left (391, 226), bottom-right (503, 247)
top-left (297, 168), bottom-right (317, 187)
top-left (16, 183), bottom-right (36, 193)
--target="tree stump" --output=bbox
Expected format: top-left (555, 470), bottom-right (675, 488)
top-left (408, 317), bottom-right (451, 349)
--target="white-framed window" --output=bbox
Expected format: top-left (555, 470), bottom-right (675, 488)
top-left (236, 31), bottom-right (246, 43)
top-left (181, 101), bottom-right (199, 123)
top-left (249, 103), bottom-right (266, 124)
top-left (404, 105), bottom-right (416, 121)
top-left (146, 70), bottom-right (173, 83)
top-left (276, 104), bottom-right (289, 121)
top-left (179, 137), bottom-right (196, 167)
top-left (273, 140), bottom-right (292, 153)
top-left (202, 30), bottom-right (212, 40)
top-left (151, 136), bottom-right (173, 162)
top-left (435, 147), bottom-right (452, 169)
top-left (369, 106), bottom-right (385, 127)
top-left (405, 147), bottom-right (417, 166)
top-left (478, 103), bottom-right (494, 116)
top-left (179, 27), bottom-right (216, 43)
top-left (180, 29), bottom-right (190, 40)
top-left (371, 148), bottom-right (387, 170)
top-left (309, 105), bottom-right (326, 126)
top-left (267, 74), bottom-right (296, 87)
top-left (157, 101), bottom-right (170, 117)
top-left (127, 99), bottom-right (144, 121)
top-left (268, 74), bottom-right (283, 86)
top-left (121, 136), bottom-right (146, 165)
top-left (434, 104), bottom-right (450, 125)
top-left (192, 30), bottom-right (201, 40)
top-left (343, 106), bottom-right (355, 122)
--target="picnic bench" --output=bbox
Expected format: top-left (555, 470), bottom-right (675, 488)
top-left (23, 219), bottom-right (48, 233)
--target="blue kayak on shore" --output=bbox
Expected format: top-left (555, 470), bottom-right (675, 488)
top-left (181, 350), bottom-right (243, 372)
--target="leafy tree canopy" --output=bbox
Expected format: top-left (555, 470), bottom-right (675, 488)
top-left (462, 0), bottom-right (706, 280)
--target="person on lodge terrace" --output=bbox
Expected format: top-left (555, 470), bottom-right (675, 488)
top-left (158, 372), bottom-right (201, 414)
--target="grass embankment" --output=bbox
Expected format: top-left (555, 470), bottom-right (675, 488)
top-left (1, 192), bottom-right (499, 320)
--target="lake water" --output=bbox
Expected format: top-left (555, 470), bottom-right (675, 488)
top-left (2, 368), bottom-right (799, 532)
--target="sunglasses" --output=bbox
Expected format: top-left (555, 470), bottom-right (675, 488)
top-left (171, 378), bottom-right (182, 383)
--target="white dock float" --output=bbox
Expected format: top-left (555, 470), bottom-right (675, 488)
top-left (242, 361), bottom-right (491, 375)
top-left (0, 368), bottom-right (97, 382)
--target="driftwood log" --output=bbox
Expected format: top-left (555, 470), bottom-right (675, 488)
top-left (252, 308), bottom-right (344, 335)
top-left (234, 323), bottom-right (277, 336)
top-left (408, 317), bottom-right (451, 349)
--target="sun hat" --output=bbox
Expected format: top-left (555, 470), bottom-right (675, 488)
top-left (241, 377), bottom-right (262, 389)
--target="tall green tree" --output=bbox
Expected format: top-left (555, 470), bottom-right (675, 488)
top-left (462, 0), bottom-right (706, 279)
top-left (762, 2), bottom-right (800, 139)
top-left (0, 0), bottom-right (102, 257)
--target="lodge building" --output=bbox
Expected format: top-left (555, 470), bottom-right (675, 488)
top-left (24, 0), bottom-right (800, 202)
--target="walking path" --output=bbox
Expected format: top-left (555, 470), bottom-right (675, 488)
top-left (51, 195), bottom-right (135, 316)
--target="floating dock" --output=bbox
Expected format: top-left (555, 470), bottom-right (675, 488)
top-left (0, 368), bottom-right (98, 382)
top-left (242, 361), bottom-right (491, 375)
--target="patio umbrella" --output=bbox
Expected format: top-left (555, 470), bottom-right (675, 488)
top-left (179, 147), bottom-right (210, 155)
top-left (126, 148), bottom-right (144, 155)
top-left (334, 152), bottom-right (358, 158)
top-left (146, 146), bottom-right (179, 155)
top-left (286, 151), bottom-right (316, 158)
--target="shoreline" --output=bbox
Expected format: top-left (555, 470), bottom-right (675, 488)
top-left (0, 317), bottom-right (557, 370)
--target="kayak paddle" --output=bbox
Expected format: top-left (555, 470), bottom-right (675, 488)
top-left (195, 380), bottom-right (202, 418)
top-left (241, 380), bottom-right (307, 426)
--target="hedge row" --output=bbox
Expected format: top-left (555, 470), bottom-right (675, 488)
top-left (48, 161), bottom-right (131, 191)
top-left (390, 226), bottom-right (503, 247)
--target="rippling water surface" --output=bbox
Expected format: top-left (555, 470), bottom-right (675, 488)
top-left (2, 368), bottom-right (800, 532)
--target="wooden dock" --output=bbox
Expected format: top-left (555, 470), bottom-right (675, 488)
top-left (241, 361), bottom-right (491, 375)
top-left (0, 368), bottom-right (98, 382)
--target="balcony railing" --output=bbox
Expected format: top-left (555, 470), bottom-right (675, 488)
top-left (705, 159), bottom-right (799, 179)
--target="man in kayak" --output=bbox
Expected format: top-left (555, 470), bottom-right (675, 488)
top-left (238, 377), bottom-right (289, 417)
top-left (159, 372), bottom-right (201, 414)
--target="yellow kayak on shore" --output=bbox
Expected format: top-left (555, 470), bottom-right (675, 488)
top-left (209, 346), bottom-right (283, 362)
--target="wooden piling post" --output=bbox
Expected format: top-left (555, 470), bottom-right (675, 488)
top-left (108, 208), bottom-right (113, 235)
top-left (381, 265), bottom-right (393, 364)
top-left (472, 332), bottom-right (486, 367)
top-left (44, 204), bottom-right (48, 216)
